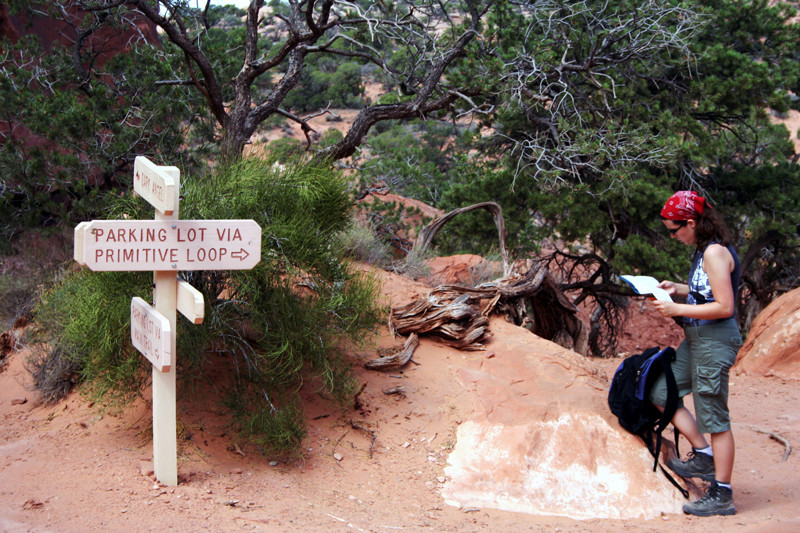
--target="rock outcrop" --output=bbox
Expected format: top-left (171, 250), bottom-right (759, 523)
top-left (441, 317), bottom-right (688, 519)
top-left (734, 287), bottom-right (800, 379)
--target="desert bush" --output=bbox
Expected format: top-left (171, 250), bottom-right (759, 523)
top-left (30, 270), bottom-right (153, 404)
top-left (31, 157), bottom-right (385, 454)
top-left (336, 220), bottom-right (394, 269)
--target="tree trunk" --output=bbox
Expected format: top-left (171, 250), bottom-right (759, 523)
top-left (219, 123), bottom-right (248, 165)
top-left (388, 259), bottom-right (587, 354)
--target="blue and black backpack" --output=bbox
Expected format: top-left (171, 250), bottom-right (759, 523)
top-left (608, 346), bottom-right (688, 497)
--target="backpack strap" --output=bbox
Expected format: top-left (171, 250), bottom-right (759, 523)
top-left (640, 430), bottom-right (690, 499)
top-left (657, 457), bottom-right (690, 499)
top-left (648, 347), bottom-right (689, 499)
top-left (650, 348), bottom-right (679, 471)
top-left (656, 347), bottom-right (679, 434)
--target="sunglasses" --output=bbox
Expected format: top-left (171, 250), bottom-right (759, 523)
top-left (667, 221), bottom-right (687, 235)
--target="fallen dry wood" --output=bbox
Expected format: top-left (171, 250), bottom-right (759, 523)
top-left (377, 202), bottom-right (588, 355)
top-left (382, 386), bottom-right (406, 397)
top-left (388, 259), bottom-right (587, 354)
top-left (364, 333), bottom-right (420, 370)
top-left (740, 424), bottom-right (792, 462)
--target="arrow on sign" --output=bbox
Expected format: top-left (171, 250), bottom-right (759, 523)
top-left (133, 156), bottom-right (178, 215)
top-left (231, 248), bottom-right (250, 261)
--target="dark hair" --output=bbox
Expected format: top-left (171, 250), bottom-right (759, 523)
top-left (693, 205), bottom-right (733, 249)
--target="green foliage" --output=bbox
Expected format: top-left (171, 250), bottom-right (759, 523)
top-left (207, 4), bottom-right (247, 27)
top-left (355, 196), bottom-right (433, 259)
top-left (31, 270), bottom-right (152, 404)
top-left (225, 390), bottom-right (307, 458)
top-left (464, 1), bottom-right (798, 286)
top-left (260, 138), bottom-right (307, 160)
top-left (350, 0), bottom-right (800, 352)
top-left (335, 220), bottom-right (394, 269)
top-left (282, 58), bottom-right (366, 112)
top-left (436, 155), bottom-right (546, 257)
top-left (0, 7), bottom-right (210, 247)
top-left (31, 158), bottom-right (384, 452)
top-left (318, 128), bottom-right (345, 149)
top-left (359, 121), bottom-right (462, 206)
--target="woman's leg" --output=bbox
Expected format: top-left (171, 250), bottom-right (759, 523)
top-left (671, 406), bottom-right (709, 450)
top-left (652, 403), bottom-right (708, 449)
top-left (650, 338), bottom-right (705, 448)
top-left (691, 320), bottom-right (741, 483)
top-left (710, 429), bottom-right (735, 483)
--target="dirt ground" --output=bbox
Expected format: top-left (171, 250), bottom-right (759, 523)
top-left (1, 264), bottom-right (799, 533)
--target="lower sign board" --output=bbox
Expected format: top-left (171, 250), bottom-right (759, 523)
top-left (75, 219), bottom-right (261, 271)
top-left (131, 297), bottom-right (172, 372)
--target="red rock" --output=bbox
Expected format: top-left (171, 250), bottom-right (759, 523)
top-left (426, 254), bottom-right (499, 285)
top-left (441, 317), bottom-right (688, 519)
top-left (734, 287), bottom-right (800, 379)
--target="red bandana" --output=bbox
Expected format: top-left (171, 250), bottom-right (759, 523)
top-left (661, 190), bottom-right (706, 221)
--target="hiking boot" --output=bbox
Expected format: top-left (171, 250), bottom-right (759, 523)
top-left (667, 448), bottom-right (715, 481)
top-left (683, 481), bottom-right (736, 517)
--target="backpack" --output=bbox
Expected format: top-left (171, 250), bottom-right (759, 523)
top-left (608, 346), bottom-right (688, 498)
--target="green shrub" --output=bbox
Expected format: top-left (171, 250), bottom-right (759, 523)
top-left (335, 220), bottom-right (394, 269)
top-left (30, 270), bottom-right (152, 405)
top-left (31, 157), bottom-right (385, 453)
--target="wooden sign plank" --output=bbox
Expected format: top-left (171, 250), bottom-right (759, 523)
top-left (130, 297), bottom-right (172, 372)
top-left (73, 221), bottom-right (90, 266)
top-left (76, 219), bottom-right (262, 271)
top-left (133, 156), bottom-right (178, 215)
top-left (177, 280), bottom-right (204, 324)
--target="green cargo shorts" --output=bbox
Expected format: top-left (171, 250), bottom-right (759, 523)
top-left (649, 318), bottom-right (742, 434)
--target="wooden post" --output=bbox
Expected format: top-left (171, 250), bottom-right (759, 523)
top-left (152, 165), bottom-right (179, 486)
top-left (73, 156), bottom-right (261, 486)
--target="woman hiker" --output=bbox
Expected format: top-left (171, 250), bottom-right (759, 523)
top-left (649, 190), bottom-right (742, 517)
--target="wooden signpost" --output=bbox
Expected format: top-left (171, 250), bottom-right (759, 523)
top-left (74, 156), bottom-right (262, 485)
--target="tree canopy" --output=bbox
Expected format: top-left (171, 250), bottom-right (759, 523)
top-left (3, 0), bottom-right (800, 355)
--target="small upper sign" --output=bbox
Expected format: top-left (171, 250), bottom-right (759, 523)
top-left (133, 156), bottom-right (179, 215)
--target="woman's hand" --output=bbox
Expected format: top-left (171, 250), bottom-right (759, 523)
top-left (657, 280), bottom-right (689, 298)
top-left (652, 300), bottom-right (679, 317)
top-left (657, 280), bottom-right (678, 295)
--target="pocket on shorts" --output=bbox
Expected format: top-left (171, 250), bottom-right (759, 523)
top-left (697, 365), bottom-right (722, 396)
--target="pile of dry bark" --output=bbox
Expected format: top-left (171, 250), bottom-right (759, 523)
top-left (364, 202), bottom-right (588, 370)
top-left (367, 260), bottom-right (588, 369)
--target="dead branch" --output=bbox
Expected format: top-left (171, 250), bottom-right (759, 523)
top-left (389, 259), bottom-right (587, 354)
top-left (410, 202), bottom-right (510, 277)
top-left (382, 386), bottom-right (406, 397)
top-left (740, 424), bottom-right (792, 462)
top-left (352, 381), bottom-right (368, 411)
top-left (350, 421), bottom-right (377, 459)
top-left (364, 333), bottom-right (420, 370)
top-left (332, 428), bottom-right (350, 459)
top-left (385, 202), bottom-right (587, 354)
